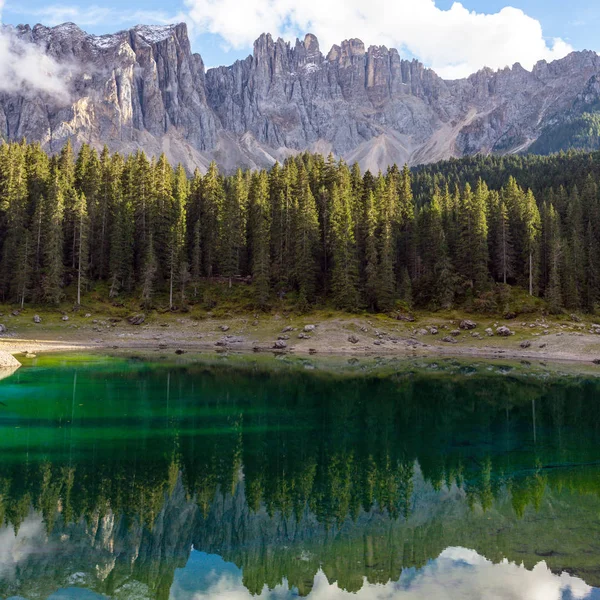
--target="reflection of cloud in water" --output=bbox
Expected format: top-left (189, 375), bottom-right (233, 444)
top-left (0, 516), bottom-right (44, 582)
top-left (170, 548), bottom-right (599, 600)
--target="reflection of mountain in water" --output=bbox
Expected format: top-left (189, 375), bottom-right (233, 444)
top-left (1, 360), bottom-right (600, 598)
top-left (3, 468), bottom-right (600, 599)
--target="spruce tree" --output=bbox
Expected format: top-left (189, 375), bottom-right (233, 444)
top-left (545, 204), bottom-right (562, 313)
top-left (42, 164), bottom-right (65, 304)
top-left (201, 162), bottom-right (224, 278)
top-left (249, 171), bottom-right (271, 308)
top-left (168, 164), bottom-right (188, 309)
top-left (221, 169), bottom-right (247, 287)
top-left (457, 181), bottom-right (489, 294)
top-left (376, 178), bottom-right (396, 312)
top-left (73, 191), bottom-right (89, 306)
top-left (293, 163), bottom-right (320, 307)
top-left (523, 189), bottom-right (541, 296)
top-left (141, 234), bottom-right (157, 309)
top-left (188, 169), bottom-right (203, 296)
top-left (362, 190), bottom-right (379, 310)
top-left (109, 168), bottom-right (134, 298)
top-left (330, 183), bottom-right (359, 310)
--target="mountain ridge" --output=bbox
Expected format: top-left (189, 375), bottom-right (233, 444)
top-left (2, 21), bottom-right (600, 172)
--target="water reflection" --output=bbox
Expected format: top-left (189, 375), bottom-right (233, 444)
top-left (170, 549), bottom-right (599, 600)
top-left (1, 357), bottom-right (600, 598)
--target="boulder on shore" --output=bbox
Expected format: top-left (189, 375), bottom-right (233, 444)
top-left (460, 320), bottom-right (477, 330)
top-left (128, 314), bottom-right (146, 326)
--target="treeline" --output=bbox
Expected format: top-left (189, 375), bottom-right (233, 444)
top-left (3, 141), bottom-right (600, 312)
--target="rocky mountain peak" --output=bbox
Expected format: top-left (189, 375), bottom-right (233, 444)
top-left (2, 23), bottom-right (600, 173)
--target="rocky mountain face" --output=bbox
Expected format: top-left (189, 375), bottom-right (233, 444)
top-left (3, 22), bottom-right (600, 172)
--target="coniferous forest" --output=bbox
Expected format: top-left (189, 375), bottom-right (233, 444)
top-left (3, 140), bottom-right (600, 313)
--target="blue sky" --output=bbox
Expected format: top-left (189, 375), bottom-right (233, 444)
top-left (3, 0), bottom-right (599, 76)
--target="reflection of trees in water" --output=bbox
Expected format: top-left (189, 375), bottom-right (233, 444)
top-left (3, 368), bottom-right (600, 532)
top-left (2, 366), bottom-right (600, 596)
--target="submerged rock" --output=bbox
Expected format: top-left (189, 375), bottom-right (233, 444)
top-left (0, 351), bottom-right (20, 368)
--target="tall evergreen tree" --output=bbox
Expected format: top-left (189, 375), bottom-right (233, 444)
top-left (293, 163), bottom-right (320, 307)
top-left (249, 171), bottom-right (271, 308)
top-left (330, 183), bottom-right (359, 310)
top-left (42, 163), bottom-right (65, 304)
top-left (221, 169), bottom-right (247, 287)
top-left (73, 191), bottom-right (89, 306)
top-left (457, 181), bottom-right (489, 294)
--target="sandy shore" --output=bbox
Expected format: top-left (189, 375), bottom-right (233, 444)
top-left (2, 311), bottom-right (600, 366)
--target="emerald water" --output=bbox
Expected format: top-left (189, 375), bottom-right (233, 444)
top-left (1, 355), bottom-right (600, 599)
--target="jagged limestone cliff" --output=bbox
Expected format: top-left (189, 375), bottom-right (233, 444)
top-left (3, 22), bottom-right (600, 172)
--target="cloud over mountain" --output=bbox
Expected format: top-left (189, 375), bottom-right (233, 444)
top-left (0, 0), bottom-right (72, 101)
top-left (185, 0), bottom-right (572, 78)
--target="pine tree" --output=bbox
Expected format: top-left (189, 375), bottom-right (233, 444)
top-left (131, 152), bottom-right (154, 280)
top-left (188, 169), bottom-right (203, 296)
top-left (153, 154), bottom-right (175, 287)
top-left (0, 142), bottom-right (29, 301)
top-left (523, 189), bottom-right (541, 296)
top-left (293, 163), bottom-right (320, 307)
top-left (493, 196), bottom-right (515, 284)
top-left (94, 147), bottom-right (117, 279)
top-left (330, 183), bottom-right (359, 310)
top-left (42, 163), bottom-right (65, 304)
top-left (457, 181), bottom-right (489, 294)
top-left (221, 169), bottom-right (247, 287)
top-left (73, 191), bottom-right (89, 306)
top-left (141, 234), bottom-right (157, 309)
top-left (417, 188), bottom-right (454, 308)
top-left (109, 171), bottom-right (134, 298)
top-left (565, 186), bottom-right (585, 308)
top-left (362, 190), bottom-right (379, 310)
top-left (168, 164), bottom-right (188, 309)
top-left (377, 178), bottom-right (396, 312)
top-left (249, 171), bottom-right (271, 308)
top-left (13, 231), bottom-right (32, 308)
top-left (201, 162), bottom-right (225, 278)
top-left (545, 204), bottom-right (562, 313)
top-left (586, 220), bottom-right (600, 311)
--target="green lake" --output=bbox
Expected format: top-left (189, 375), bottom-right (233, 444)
top-left (1, 354), bottom-right (600, 599)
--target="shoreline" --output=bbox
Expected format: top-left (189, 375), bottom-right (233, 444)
top-left (3, 326), bottom-right (600, 368)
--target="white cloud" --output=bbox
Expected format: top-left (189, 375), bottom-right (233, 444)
top-left (0, 2), bottom-right (72, 101)
top-left (170, 547), bottom-right (595, 600)
top-left (184, 0), bottom-right (573, 78)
